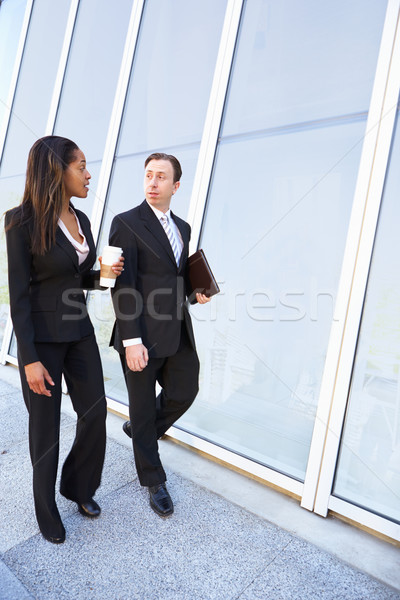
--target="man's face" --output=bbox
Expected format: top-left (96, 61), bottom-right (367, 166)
top-left (143, 159), bottom-right (180, 212)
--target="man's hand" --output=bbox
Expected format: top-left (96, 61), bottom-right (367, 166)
top-left (196, 293), bottom-right (211, 304)
top-left (126, 344), bottom-right (149, 372)
top-left (24, 361), bottom-right (55, 397)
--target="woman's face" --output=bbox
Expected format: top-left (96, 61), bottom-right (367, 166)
top-left (63, 149), bottom-right (91, 200)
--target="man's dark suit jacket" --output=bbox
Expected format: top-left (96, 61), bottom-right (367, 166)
top-left (109, 200), bottom-right (196, 358)
top-left (5, 206), bottom-right (100, 367)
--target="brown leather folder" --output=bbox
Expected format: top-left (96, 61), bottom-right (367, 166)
top-left (187, 249), bottom-right (220, 304)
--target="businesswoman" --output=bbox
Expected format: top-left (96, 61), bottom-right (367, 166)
top-left (5, 136), bottom-right (123, 544)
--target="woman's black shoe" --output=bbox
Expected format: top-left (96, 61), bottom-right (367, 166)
top-left (41, 526), bottom-right (66, 544)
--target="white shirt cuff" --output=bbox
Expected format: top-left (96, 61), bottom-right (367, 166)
top-left (123, 337), bottom-right (142, 347)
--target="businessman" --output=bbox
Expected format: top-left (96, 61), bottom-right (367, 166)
top-left (109, 152), bottom-right (210, 517)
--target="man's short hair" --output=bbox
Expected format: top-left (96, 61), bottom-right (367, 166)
top-left (145, 153), bottom-right (182, 183)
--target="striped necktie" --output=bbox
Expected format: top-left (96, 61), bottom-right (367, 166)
top-left (160, 214), bottom-right (183, 266)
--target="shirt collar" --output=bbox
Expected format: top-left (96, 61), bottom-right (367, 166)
top-left (146, 200), bottom-right (171, 221)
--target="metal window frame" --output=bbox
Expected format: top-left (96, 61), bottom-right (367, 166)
top-left (169, 427), bottom-right (304, 497)
top-left (0, 0), bottom-right (80, 366)
top-left (0, 0), bottom-right (33, 163)
top-left (301, 0), bottom-right (400, 539)
top-left (44, 0), bottom-right (79, 135)
top-left (89, 0), bottom-right (145, 241)
top-left (0, 0), bottom-right (33, 365)
top-left (329, 496), bottom-right (400, 542)
top-left (186, 0), bottom-right (244, 252)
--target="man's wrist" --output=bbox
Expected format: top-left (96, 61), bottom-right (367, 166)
top-left (123, 337), bottom-right (142, 347)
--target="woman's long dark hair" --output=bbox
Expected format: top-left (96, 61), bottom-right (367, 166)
top-left (5, 136), bottom-right (79, 255)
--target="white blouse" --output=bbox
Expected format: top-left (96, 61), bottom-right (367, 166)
top-left (58, 210), bottom-right (90, 265)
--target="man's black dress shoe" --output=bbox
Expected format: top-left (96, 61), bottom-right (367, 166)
top-left (148, 483), bottom-right (174, 517)
top-left (77, 499), bottom-right (101, 518)
top-left (122, 420), bottom-right (132, 438)
top-left (123, 420), bottom-right (166, 440)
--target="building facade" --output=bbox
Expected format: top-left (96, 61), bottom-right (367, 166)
top-left (0, 0), bottom-right (399, 542)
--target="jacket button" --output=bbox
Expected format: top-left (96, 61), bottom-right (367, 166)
top-left (74, 273), bottom-right (79, 278)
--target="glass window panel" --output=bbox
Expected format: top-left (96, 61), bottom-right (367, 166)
top-left (54, 0), bottom-right (132, 161)
top-left (333, 108), bottom-right (400, 523)
top-left (177, 0), bottom-right (387, 482)
top-left (8, 331), bottom-right (17, 358)
top-left (90, 0), bottom-right (228, 398)
top-left (223, 0), bottom-right (387, 136)
top-left (117, 0), bottom-right (227, 156)
top-left (0, 0), bottom-right (27, 139)
top-left (0, 0), bottom-right (72, 178)
top-left (180, 120), bottom-right (366, 480)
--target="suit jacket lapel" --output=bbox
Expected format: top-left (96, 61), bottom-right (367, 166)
top-left (56, 227), bottom-right (80, 271)
top-left (77, 212), bottom-right (96, 271)
top-left (139, 200), bottom-right (177, 268)
top-left (56, 212), bottom-right (95, 272)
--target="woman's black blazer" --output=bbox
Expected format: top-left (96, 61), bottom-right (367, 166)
top-left (5, 206), bottom-right (100, 367)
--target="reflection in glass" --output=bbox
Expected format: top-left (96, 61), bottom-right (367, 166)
top-left (0, 0), bottom-right (71, 178)
top-left (333, 109), bottom-right (400, 523)
top-left (177, 0), bottom-right (387, 481)
top-left (54, 0), bottom-right (132, 161)
top-left (0, 0), bottom-right (27, 140)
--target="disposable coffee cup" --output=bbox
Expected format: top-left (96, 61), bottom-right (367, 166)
top-left (100, 245), bottom-right (123, 288)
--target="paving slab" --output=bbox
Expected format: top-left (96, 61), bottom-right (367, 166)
top-left (2, 475), bottom-right (293, 600)
top-left (3, 473), bottom-right (399, 600)
top-left (0, 559), bottom-right (33, 600)
top-left (0, 408), bottom-right (134, 552)
top-left (0, 380), bottom-right (30, 449)
top-left (238, 536), bottom-right (400, 600)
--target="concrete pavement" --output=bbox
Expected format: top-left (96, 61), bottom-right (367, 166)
top-left (0, 364), bottom-right (399, 600)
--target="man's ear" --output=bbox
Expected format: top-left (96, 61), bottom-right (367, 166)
top-left (172, 181), bottom-right (180, 194)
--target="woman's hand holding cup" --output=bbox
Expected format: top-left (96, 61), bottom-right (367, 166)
top-left (99, 246), bottom-right (124, 287)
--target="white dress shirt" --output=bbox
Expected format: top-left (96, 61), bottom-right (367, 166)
top-left (58, 209), bottom-right (90, 265)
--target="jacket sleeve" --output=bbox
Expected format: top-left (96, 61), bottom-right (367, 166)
top-left (5, 216), bottom-right (39, 366)
top-left (81, 269), bottom-right (101, 290)
top-left (109, 215), bottom-right (142, 341)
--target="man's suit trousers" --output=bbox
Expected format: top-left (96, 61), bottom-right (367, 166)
top-left (120, 322), bottom-right (199, 487)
